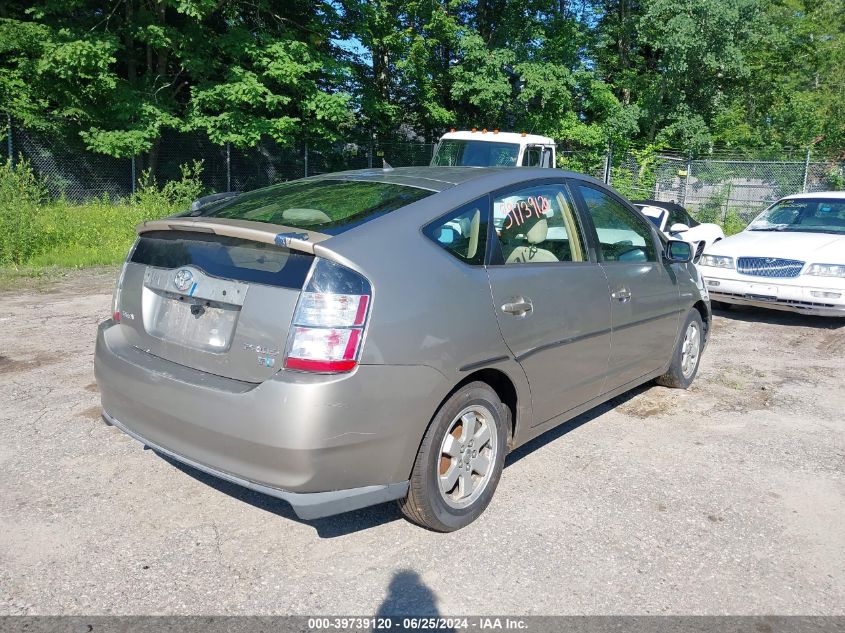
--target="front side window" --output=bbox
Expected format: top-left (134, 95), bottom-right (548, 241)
top-left (423, 198), bottom-right (488, 265)
top-left (667, 205), bottom-right (697, 228)
top-left (576, 185), bottom-right (657, 262)
top-left (522, 146), bottom-right (542, 167)
top-left (492, 184), bottom-right (586, 264)
top-left (202, 179), bottom-right (433, 235)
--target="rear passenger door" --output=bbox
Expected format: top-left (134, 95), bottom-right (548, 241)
top-left (485, 181), bottom-right (612, 426)
top-left (571, 182), bottom-right (680, 391)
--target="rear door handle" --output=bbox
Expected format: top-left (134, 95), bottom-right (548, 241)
top-left (501, 297), bottom-right (534, 316)
top-left (611, 289), bottom-right (632, 302)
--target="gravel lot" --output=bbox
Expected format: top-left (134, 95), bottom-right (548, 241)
top-left (1, 268), bottom-right (843, 615)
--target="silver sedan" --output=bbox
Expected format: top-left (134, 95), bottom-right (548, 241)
top-left (95, 167), bottom-right (710, 531)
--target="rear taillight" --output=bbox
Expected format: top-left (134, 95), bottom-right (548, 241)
top-left (111, 239), bottom-right (138, 323)
top-left (111, 262), bottom-right (128, 323)
top-left (284, 259), bottom-right (372, 373)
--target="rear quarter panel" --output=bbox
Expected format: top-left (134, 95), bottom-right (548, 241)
top-left (317, 185), bottom-right (533, 441)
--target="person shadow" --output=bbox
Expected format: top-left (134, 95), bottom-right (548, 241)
top-left (374, 570), bottom-right (454, 632)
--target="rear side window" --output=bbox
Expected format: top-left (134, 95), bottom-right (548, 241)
top-left (202, 179), bottom-right (433, 235)
top-left (423, 198), bottom-right (488, 265)
top-left (493, 183), bottom-right (587, 264)
top-left (131, 231), bottom-right (314, 289)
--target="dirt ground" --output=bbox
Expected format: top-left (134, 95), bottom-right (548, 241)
top-left (1, 268), bottom-right (843, 615)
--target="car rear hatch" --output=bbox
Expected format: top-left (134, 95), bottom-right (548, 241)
top-left (116, 218), bottom-right (326, 383)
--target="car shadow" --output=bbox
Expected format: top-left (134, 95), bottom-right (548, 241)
top-left (505, 385), bottom-right (645, 467)
top-left (156, 384), bottom-right (647, 538)
top-left (712, 304), bottom-right (844, 329)
top-left (158, 453), bottom-right (404, 538)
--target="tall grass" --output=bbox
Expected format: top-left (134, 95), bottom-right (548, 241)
top-left (0, 160), bottom-right (203, 270)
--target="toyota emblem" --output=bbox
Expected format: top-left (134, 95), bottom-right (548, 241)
top-left (173, 268), bottom-right (194, 292)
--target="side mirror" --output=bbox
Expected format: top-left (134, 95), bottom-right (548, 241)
top-left (669, 223), bottom-right (690, 233)
top-left (665, 239), bottom-right (692, 263)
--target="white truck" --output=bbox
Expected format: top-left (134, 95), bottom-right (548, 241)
top-left (430, 129), bottom-right (556, 168)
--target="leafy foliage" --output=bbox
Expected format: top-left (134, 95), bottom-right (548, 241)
top-left (0, 0), bottom-right (842, 160)
top-left (0, 157), bottom-right (202, 268)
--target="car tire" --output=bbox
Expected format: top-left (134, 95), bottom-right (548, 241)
top-left (656, 309), bottom-right (704, 389)
top-left (399, 381), bottom-right (508, 532)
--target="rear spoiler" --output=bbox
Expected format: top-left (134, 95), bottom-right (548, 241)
top-left (138, 218), bottom-right (330, 255)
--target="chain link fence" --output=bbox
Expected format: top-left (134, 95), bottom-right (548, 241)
top-left (604, 151), bottom-right (844, 229)
top-left (4, 120), bottom-right (843, 230)
top-left (646, 156), bottom-right (843, 224)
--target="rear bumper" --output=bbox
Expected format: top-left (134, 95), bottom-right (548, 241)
top-left (95, 321), bottom-right (446, 517)
top-left (102, 411), bottom-right (408, 519)
top-left (702, 273), bottom-right (845, 317)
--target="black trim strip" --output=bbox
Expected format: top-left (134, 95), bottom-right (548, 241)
top-left (512, 308), bottom-right (680, 363)
top-left (515, 328), bottom-right (612, 362)
top-left (459, 355), bottom-right (510, 372)
top-left (612, 309), bottom-right (680, 333)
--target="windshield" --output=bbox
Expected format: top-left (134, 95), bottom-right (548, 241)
top-left (431, 140), bottom-right (520, 167)
top-left (635, 205), bottom-right (666, 229)
top-left (748, 198), bottom-right (845, 234)
top-left (201, 179), bottom-right (434, 235)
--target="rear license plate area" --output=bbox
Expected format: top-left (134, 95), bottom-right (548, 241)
top-left (142, 267), bottom-right (249, 353)
top-left (143, 289), bottom-right (239, 352)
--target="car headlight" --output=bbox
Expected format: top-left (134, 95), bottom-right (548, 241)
top-left (805, 263), bottom-right (845, 277)
top-left (699, 254), bottom-right (735, 269)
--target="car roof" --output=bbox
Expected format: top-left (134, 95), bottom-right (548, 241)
top-left (632, 199), bottom-right (687, 213)
top-left (779, 191), bottom-right (845, 200)
top-left (439, 131), bottom-right (555, 145)
top-left (308, 166), bottom-right (602, 194)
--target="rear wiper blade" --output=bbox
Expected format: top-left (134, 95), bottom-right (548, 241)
top-left (189, 191), bottom-right (240, 216)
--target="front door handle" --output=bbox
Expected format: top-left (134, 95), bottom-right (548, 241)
top-left (501, 297), bottom-right (534, 316)
top-left (611, 288), bottom-right (632, 302)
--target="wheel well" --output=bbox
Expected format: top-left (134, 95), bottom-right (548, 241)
top-left (692, 299), bottom-right (710, 340)
top-left (453, 369), bottom-right (518, 446)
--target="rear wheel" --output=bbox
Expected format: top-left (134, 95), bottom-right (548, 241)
top-left (399, 382), bottom-right (507, 532)
top-left (656, 310), bottom-right (704, 389)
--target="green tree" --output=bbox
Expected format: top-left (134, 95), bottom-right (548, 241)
top-left (0, 1), bottom-right (354, 165)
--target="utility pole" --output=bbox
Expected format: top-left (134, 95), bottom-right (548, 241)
top-left (681, 150), bottom-right (693, 206)
top-left (226, 142), bottom-right (232, 191)
top-left (604, 143), bottom-right (612, 184)
top-left (802, 147), bottom-right (812, 193)
top-left (6, 113), bottom-right (12, 168)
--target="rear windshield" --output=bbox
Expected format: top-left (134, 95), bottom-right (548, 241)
top-left (200, 179), bottom-right (434, 235)
top-left (131, 231), bottom-right (314, 289)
